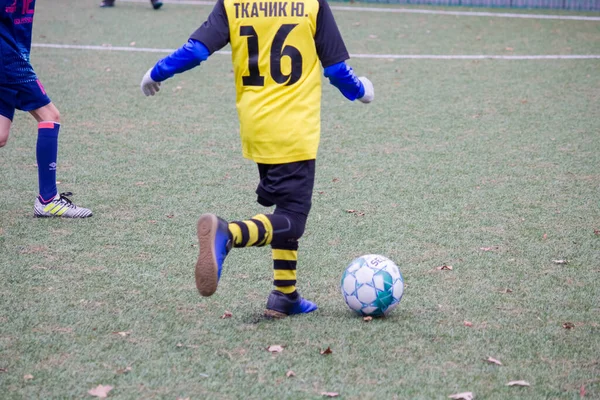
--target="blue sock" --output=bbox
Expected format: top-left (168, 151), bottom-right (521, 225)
top-left (36, 121), bottom-right (60, 203)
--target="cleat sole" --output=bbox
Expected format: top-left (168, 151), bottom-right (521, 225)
top-left (195, 214), bottom-right (219, 296)
top-left (263, 309), bottom-right (289, 319)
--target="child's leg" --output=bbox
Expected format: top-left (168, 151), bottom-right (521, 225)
top-left (29, 102), bottom-right (60, 203)
top-left (0, 114), bottom-right (11, 148)
top-left (0, 85), bottom-right (17, 147)
top-left (229, 209), bottom-right (306, 295)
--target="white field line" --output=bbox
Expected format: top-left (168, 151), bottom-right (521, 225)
top-left (120, 0), bottom-right (600, 21)
top-left (32, 43), bottom-right (600, 60)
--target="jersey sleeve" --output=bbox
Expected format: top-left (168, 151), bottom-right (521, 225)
top-left (189, 0), bottom-right (230, 54)
top-left (314, 0), bottom-right (350, 68)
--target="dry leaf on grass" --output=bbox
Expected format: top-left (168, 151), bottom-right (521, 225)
top-left (562, 322), bottom-right (575, 329)
top-left (580, 385), bottom-right (586, 397)
top-left (552, 259), bottom-right (569, 265)
top-left (594, 229), bottom-right (599, 236)
top-left (499, 288), bottom-right (513, 293)
top-left (286, 370), bottom-right (296, 378)
top-left (436, 265), bottom-right (453, 271)
top-left (267, 345), bottom-right (284, 353)
top-left (484, 356), bottom-right (502, 366)
top-left (23, 374), bottom-right (34, 381)
top-left (116, 366), bottom-right (132, 374)
top-left (448, 392), bottom-right (474, 400)
top-left (112, 331), bottom-right (131, 337)
top-left (464, 321), bottom-right (473, 327)
top-left (220, 311), bottom-right (233, 319)
top-left (88, 384), bottom-right (113, 398)
top-left (363, 316), bottom-right (373, 322)
top-left (507, 380), bottom-right (530, 387)
top-left (320, 347), bottom-right (333, 355)
top-left (0, 368), bottom-right (7, 373)
top-left (321, 392), bottom-right (339, 398)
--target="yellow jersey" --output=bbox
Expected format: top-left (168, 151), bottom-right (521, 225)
top-left (190, 0), bottom-right (349, 164)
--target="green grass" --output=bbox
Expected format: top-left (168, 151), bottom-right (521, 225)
top-left (1, 1), bottom-right (599, 399)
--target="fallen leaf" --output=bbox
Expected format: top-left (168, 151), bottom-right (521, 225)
top-left (594, 229), bottom-right (599, 236)
top-left (552, 259), bottom-right (568, 265)
top-left (286, 370), bottom-right (296, 378)
top-left (112, 331), bottom-right (131, 337)
top-left (321, 393), bottom-right (339, 398)
top-left (24, 374), bottom-right (34, 381)
top-left (176, 343), bottom-right (183, 347)
top-left (346, 210), bottom-right (355, 213)
top-left (134, 182), bottom-right (145, 186)
top-left (543, 233), bottom-right (547, 240)
top-left (220, 311), bottom-right (233, 319)
top-left (363, 316), bottom-right (373, 322)
top-left (267, 345), bottom-right (284, 353)
top-left (166, 214), bottom-right (174, 218)
top-left (116, 366), bottom-right (131, 374)
top-left (505, 47), bottom-right (514, 51)
top-left (507, 380), bottom-right (530, 387)
top-left (332, 178), bottom-right (339, 182)
top-left (105, 68), bottom-right (111, 72)
top-left (580, 384), bottom-right (586, 397)
top-left (320, 347), bottom-right (333, 355)
top-left (448, 392), bottom-right (474, 400)
top-left (499, 288), bottom-right (513, 293)
top-left (563, 322), bottom-right (575, 329)
top-left (129, 41), bottom-right (136, 46)
top-left (464, 321), bottom-right (473, 327)
top-left (88, 384), bottom-right (113, 398)
top-left (0, 368), bottom-right (7, 373)
top-left (485, 356), bottom-right (502, 365)
top-left (436, 265), bottom-right (453, 271)
top-left (369, 34), bottom-right (378, 39)
top-left (177, 398), bottom-right (190, 400)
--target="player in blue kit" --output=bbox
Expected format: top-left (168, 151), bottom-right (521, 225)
top-left (0, 0), bottom-right (92, 218)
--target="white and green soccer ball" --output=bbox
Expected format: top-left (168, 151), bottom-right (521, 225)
top-left (341, 254), bottom-right (404, 317)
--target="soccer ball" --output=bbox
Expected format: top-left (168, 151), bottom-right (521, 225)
top-left (341, 254), bottom-right (404, 317)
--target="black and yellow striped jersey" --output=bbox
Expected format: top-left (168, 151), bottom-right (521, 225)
top-left (190, 0), bottom-right (349, 164)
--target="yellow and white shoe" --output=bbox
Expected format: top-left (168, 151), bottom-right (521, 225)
top-left (34, 192), bottom-right (93, 218)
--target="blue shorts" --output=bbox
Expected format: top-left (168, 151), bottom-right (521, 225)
top-left (0, 79), bottom-right (52, 121)
top-left (256, 160), bottom-right (316, 216)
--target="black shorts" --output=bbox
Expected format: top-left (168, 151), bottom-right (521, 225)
top-left (256, 160), bottom-right (315, 216)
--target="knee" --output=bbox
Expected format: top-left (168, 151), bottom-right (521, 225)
top-left (0, 131), bottom-right (8, 148)
top-left (274, 208), bottom-right (308, 239)
top-left (47, 109), bottom-right (60, 123)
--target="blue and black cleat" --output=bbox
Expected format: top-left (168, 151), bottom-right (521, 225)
top-left (195, 213), bottom-right (232, 296)
top-left (151, 0), bottom-right (163, 9)
top-left (264, 290), bottom-right (318, 318)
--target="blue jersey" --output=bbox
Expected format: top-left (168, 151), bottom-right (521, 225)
top-left (0, 0), bottom-right (37, 84)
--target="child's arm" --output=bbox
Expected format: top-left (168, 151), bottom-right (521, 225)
top-left (141, 39), bottom-right (210, 96)
top-left (324, 61), bottom-right (374, 103)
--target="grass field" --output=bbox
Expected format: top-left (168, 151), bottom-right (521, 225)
top-left (1, 1), bottom-right (599, 399)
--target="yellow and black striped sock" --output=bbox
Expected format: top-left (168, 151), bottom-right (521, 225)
top-left (228, 214), bottom-right (273, 248)
top-left (272, 244), bottom-right (297, 294)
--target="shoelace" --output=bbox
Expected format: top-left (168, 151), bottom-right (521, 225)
top-left (57, 192), bottom-right (76, 208)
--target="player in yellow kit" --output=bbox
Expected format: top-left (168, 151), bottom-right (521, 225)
top-left (141, 0), bottom-right (374, 317)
